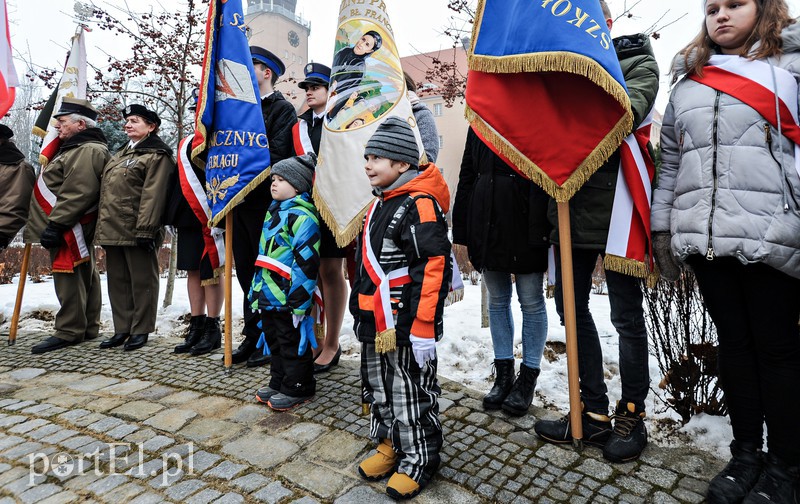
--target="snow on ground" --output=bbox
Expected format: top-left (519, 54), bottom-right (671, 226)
top-left (0, 272), bottom-right (732, 459)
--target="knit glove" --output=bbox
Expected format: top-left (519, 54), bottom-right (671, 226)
top-left (136, 237), bottom-right (156, 252)
top-left (409, 335), bottom-right (436, 368)
top-left (295, 315), bottom-right (318, 356)
top-left (39, 221), bottom-right (68, 249)
top-left (652, 232), bottom-right (681, 282)
top-left (255, 319), bottom-right (271, 356)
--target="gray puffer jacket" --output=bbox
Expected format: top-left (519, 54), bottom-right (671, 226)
top-left (651, 21), bottom-right (800, 279)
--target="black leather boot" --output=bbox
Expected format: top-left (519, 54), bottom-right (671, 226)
top-left (190, 317), bottom-right (222, 355)
top-left (482, 359), bottom-right (515, 410)
top-left (226, 334), bottom-right (257, 364)
top-left (99, 333), bottom-right (129, 349)
top-left (123, 334), bottom-right (148, 351)
top-left (174, 315), bottom-right (206, 354)
top-left (502, 363), bottom-right (540, 416)
top-left (707, 440), bottom-right (762, 504)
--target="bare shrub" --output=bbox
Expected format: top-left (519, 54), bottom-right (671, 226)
top-left (644, 271), bottom-right (726, 424)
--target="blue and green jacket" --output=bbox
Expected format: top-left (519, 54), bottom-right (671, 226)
top-left (249, 193), bottom-right (320, 314)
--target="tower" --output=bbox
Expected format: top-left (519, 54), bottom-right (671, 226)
top-left (245, 0), bottom-right (310, 105)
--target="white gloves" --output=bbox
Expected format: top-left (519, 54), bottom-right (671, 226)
top-left (409, 335), bottom-right (436, 368)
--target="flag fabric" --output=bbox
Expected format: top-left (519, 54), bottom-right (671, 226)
top-left (191, 0), bottom-right (269, 227)
top-left (177, 136), bottom-right (225, 284)
top-left (314, 2), bottom-right (425, 246)
top-left (689, 55), bottom-right (800, 178)
top-left (0, 0), bottom-right (18, 118)
top-left (604, 110), bottom-right (656, 280)
top-left (465, 0), bottom-right (632, 202)
top-left (32, 30), bottom-right (87, 166)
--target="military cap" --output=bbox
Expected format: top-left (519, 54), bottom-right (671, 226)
top-left (0, 124), bottom-right (13, 139)
top-left (250, 46), bottom-right (285, 77)
top-left (53, 97), bottom-right (98, 121)
top-left (122, 103), bottom-right (161, 127)
top-left (298, 63), bottom-right (331, 90)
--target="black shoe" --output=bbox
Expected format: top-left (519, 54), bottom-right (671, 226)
top-left (534, 407), bottom-right (612, 448)
top-left (313, 346), bottom-right (341, 374)
top-left (742, 453), bottom-right (798, 504)
top-left (707, 440), bottom-right (763, 504)
top-left (501, 363), bottom-right (539, 416)
top-left (31, 336), bottom-right (74, 354)
top-left (174, 315), bottom-right (206, 354)
top-left (246, 351), bottom-right (271, 367)
top-left (123, 334), bottom-right (149, 351)
top-left (190, 317), bottom-right (221, 355)
top-left (226, 335), bottom-right (257, 364)
top-left (482, 359), bottom-right (515, 410)
top-left (99, 333), bottom-right (129, 349)
top-left (603, 401), bottom-right (648, 463)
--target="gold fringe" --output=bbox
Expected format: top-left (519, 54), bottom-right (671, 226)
top-left (313, 189), bottom-right (372, 248)
top-left (468, 52), bottom-right (632, 113)
top-left (199, 266), bottom-right (224, 287)
top-left (603, 254), bottom-right (659, 288)
top-left (465, 105), bottom-right (632, 202)
top-left (32, 126), bottom-right (47, 139)
top-left (39, 155), bottom-right (50, 167)
top-left (208, 168), bottom-right (272, 227)
top-left (362, 403), bottom-right (370, 416)
top-left (374, 328), bottom-right (396, 354)
top-left (314, 322), bottom-right (325, 343)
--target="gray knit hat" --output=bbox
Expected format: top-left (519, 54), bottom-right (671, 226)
top-left (271, 153), bottom-right (316, 194)
top-left (364, 116), bottom-right (419, 166)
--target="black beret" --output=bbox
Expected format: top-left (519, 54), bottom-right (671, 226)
top-left (123, 104), bottom-right (161, 127)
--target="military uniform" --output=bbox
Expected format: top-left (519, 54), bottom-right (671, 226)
top-left (0, 128), bottom-right (35, 248)
top-left (25, 127), bottom-right (109, 343)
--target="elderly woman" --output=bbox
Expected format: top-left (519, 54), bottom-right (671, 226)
top-left (95, 104), bottom-right (175, 351)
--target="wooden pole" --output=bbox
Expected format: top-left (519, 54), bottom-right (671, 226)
top-left (9, 243), bottom-right (32, 346)
top-left (224, 213), bottom-right (233, 370)
top-left (557, 201), bottom-right (584, 449)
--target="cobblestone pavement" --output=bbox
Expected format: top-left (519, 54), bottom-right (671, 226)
top-left (0, 332), bottom-right (724, 503)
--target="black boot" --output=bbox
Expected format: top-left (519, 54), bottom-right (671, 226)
top-left (603, 401), bottom-right (648, 463)
top-left (483, 359), bottom-right (515, 410)
top-left (742, 453), bottom-right (799, 504)
top-left (501, 364), bottom-right (540, 416)
top-left (226, 334), bottom-right (257, 364)
top-left (174, 315), bottom-right (206, 354)
top-left (707, 440), bottom-right (763, 504)
top-left (190, 317), bottom-right (222, 355)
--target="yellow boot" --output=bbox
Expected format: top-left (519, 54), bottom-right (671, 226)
top-left (358, 439), bottom-right (397, 481)
top-left (386, 472), bottom-right (421, 500)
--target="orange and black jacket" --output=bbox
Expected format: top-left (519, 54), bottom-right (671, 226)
top-left (350, 164), bottom-right (452, 346)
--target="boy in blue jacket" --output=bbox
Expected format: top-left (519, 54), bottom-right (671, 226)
top-left (249, 153), bottom-right (321, 411)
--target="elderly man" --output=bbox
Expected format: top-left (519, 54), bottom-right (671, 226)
top-left (27, 97), bottom-right (110, 354)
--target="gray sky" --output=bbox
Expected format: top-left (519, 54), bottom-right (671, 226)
top-left (9, 0), bottom-right (796, 113)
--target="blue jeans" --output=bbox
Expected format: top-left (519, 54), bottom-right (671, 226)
top-left (553, 248), bottom-right (649, 413)
top-left (483, 270), bottom-right (548, 369)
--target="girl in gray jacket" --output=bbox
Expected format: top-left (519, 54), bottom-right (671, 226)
top-left (651, 1), bottom-right (800, 502)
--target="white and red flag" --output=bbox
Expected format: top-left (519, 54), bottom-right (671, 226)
top-left (0, 0), bottom-right (18, 117)
top-left (32, 30), bottom-right (87, 166)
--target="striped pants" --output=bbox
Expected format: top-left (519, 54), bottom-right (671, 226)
top-left (361, 342), bottom-right (443, 484)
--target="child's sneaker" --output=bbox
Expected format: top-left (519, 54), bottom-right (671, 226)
top-left (534, 408), bottom-right (612, 447)
top-left (255, 386), bottom-right (279, 404)
top-left (358, 439), bottom-right (396, 481)
top-left (603, 401), bottom-right (647, 462)
top-left (267, 393), bottom-right (312, 411)
top-left (386, 472), bottom-right (421, 500)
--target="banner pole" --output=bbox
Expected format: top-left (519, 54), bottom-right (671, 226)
top-left (557, 201), bottom-right (584, 450)
top-left (8, 243), bottom-right (32, 346)
top-left (223, 213), bottom-right (233, 373)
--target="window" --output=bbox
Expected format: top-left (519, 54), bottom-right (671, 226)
top-left (438, 135), bottom-right (444, 148)
top-left (284, 50), bottom-right (289, 58)
top-left (433, 103), bottom-right (443, 117)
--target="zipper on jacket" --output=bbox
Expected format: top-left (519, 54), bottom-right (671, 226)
top-left (410, 224), bottom-right (421, 258)
top-left (706, 91), bottom-right (722, 260)
top-left (764, 123), bottom-right (799, 210)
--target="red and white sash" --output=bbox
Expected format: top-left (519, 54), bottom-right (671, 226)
top-left (32, 172), bottom-right (93, 273)
top-left (605, 110), bottom-right (656, 279)
top-left (177, 136), bottom-right (225, 279)
top-left (361, 199), bottom-right (411, 352)
top-left (689, 54), bottom-right (800, 179)
top-left (292, 120), bottom-right (314, 156)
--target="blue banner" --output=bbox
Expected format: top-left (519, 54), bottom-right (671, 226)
top-left (192, 0), bottom-right (269, 226)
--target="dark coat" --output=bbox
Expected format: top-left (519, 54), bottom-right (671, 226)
top-left (547, 34), bottom-right (659, 249)
top-left (164, 139), bottom-right (206, 229)
top-left (452, 128), bottom-right (551, 274)
top-left (240, 90), bottom-right (297, 211)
